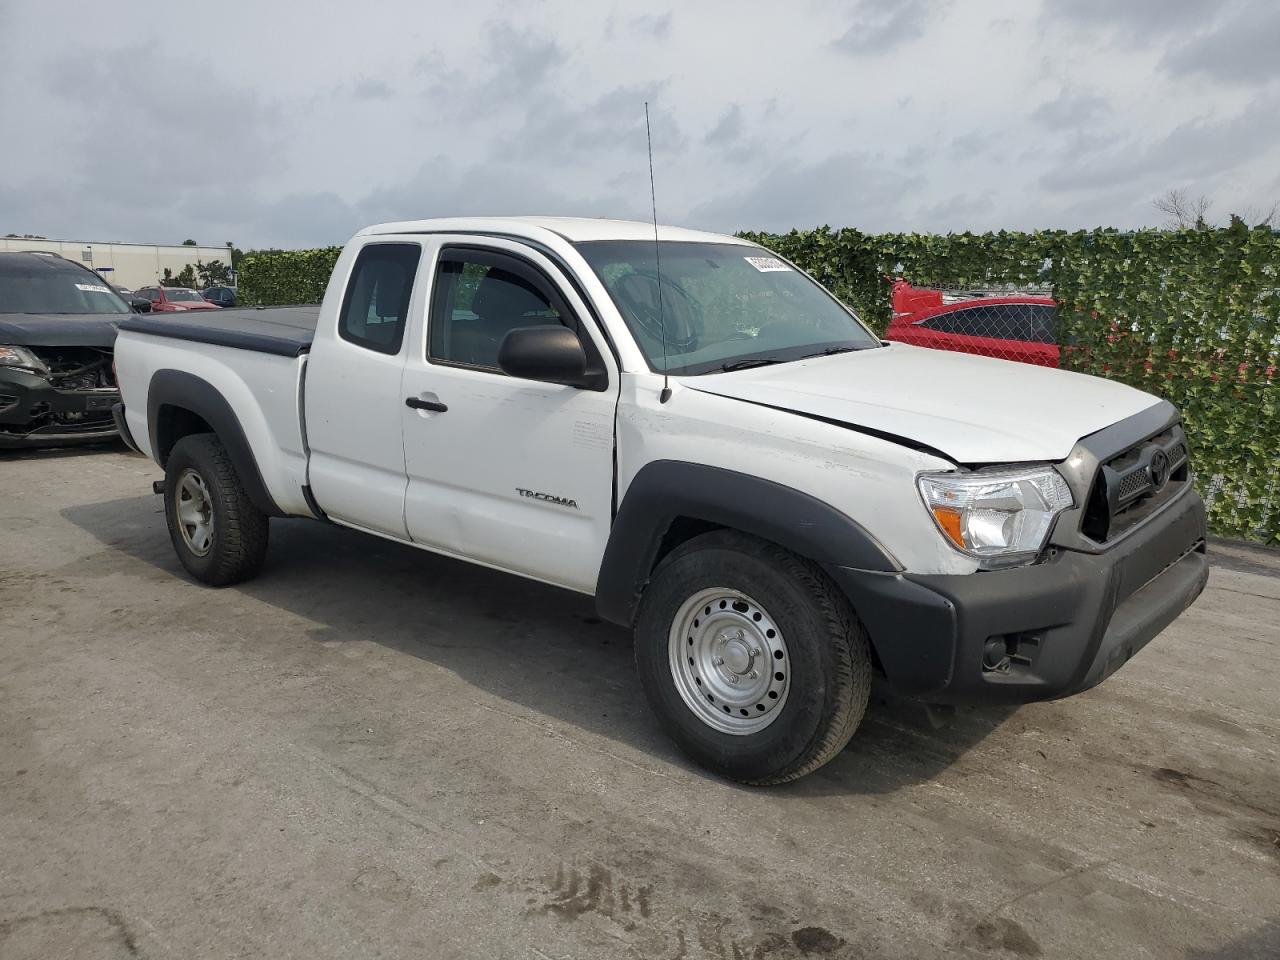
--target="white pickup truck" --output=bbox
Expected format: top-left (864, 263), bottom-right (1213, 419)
top-left (113, 217), bottom-right (1208, 783)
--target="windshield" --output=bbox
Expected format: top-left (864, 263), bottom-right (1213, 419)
top-left (0, 256), bottom-right (131, 315)
top-left (164, 288), bottom-right (204, 302)
top-left (575, 241), bottom-right (880, 374)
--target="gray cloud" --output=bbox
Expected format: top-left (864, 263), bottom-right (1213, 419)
top-left (704, 105), bottom-right (744, 147)
top-left (479, 21), bottom-right (563, 98)
top-left (918, 191), bottom-right (996, 228)
top-left (352, 77), bottom-right (394, 101)
top-left (1040, 93), bottom-right (1280, 193)
top-left (494, 81), bottom-right (686, 167)
top-left (1042, 0), bottom-right (1212, 40)
top-left (3, 1), bottom-right (1279, 248)
top-left (833, 0), bottom-right (944, 55)
top-left (1, 42), bottom-right (282, 243)
top-left (690, 153), bottom-right (922, 234)
top-left (361, 156), bottom-right (644, 227)
top-left (947, 131), bottom-right (991, 158)
top-left (630, 12), bottom-right (672, 39)
top-left (1031, 90), bottom-right (1111, 129)
top-left (1160, 4), bottom-right (1280, 84)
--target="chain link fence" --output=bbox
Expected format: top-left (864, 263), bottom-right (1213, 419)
top-left (886, 283), bottom-right (1061, 365)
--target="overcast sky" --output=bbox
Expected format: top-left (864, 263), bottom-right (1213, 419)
top-left (2, 0), bottom-right (1278, 249)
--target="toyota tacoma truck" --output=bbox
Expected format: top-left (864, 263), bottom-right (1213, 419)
top-left (112, 217), bottom-right (1209, 784)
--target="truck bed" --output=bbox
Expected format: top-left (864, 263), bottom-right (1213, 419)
top-left (117, 305), bottom-right (320, 358)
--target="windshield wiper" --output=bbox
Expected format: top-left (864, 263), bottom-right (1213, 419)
top-left (798, 345), bottom-right (865, 360)
top-left (720, 357), bottom-right (783, 372)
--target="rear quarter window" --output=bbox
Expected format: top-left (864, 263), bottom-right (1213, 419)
top-left (338, 243), bottom-right (421, 355)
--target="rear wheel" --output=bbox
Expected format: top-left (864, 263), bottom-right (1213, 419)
top-left (164, 433), bottom-right (269, 586)
top-left (634, 531), bottom-right (872, 784)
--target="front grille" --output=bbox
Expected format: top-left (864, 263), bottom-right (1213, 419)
top-left (1081, 424), bottom-right (1190, 543)
top-left (1117, 470), bottom-right (1148, 500)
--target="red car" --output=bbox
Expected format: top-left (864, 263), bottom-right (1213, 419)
top-left (135, 286), bottom-right (221, 313)
top-left (885, 280), bottom-right (1277, 385)
top-left (884, 280), bottom-right (1058, 367)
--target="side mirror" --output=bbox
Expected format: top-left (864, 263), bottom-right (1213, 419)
top-left (498, 325), bottom-right (594, 387)
top-left (130, 297), bottom-right (152, 313)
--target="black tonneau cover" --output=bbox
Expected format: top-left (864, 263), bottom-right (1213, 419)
top-left (118, 305), bottom-right (320, 357)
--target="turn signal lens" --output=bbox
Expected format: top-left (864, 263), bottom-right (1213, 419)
top-left (931, 506), bottom-right (965, 548)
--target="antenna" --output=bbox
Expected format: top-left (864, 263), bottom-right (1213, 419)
top-left (645, 102), bottom-right (672, 404)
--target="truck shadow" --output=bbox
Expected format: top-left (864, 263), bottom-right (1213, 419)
top-left (1184, 919), bottom-right (1280, 960)
top-left (0, 439), bottom-right (129, 462)
top-left (61, 494), bottom-right (1016, 795)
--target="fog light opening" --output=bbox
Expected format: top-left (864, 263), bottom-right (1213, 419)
top-left (982, 637), bottom-right (1011, 672)
top-left (982, 632), bottom-right (1044, 675)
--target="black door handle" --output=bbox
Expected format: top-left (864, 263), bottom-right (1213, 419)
top-left (405, 397), bottom-right (448, 412)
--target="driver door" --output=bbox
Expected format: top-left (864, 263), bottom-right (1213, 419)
top-left (400, 239), bottom-right (619, 593)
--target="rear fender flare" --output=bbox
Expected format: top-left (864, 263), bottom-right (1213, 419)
top-left (146, 368), bottom-right (283, 517)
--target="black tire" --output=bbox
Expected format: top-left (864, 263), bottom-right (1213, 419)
top-left (634, 530), bottom-right (871, 785)
top-left (164, 433), bottom-right (269, 587)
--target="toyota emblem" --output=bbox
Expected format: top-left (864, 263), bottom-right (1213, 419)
top-left (1148, 449), bottom-right (1171, 490)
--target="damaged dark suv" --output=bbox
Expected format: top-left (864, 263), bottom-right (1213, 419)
top-left (0, 252), bottom-right (130, 448)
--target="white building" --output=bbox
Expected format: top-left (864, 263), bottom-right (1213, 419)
top-left (0, 236), bottom-right (233, 290)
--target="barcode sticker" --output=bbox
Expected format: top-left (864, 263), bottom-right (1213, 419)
top-left (75, 283), bottom-right (111, 293)
top-left (744, 256), bottom-right (791, 273)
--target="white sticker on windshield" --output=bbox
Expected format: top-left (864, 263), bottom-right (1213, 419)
top-left (744, 256), bottom-right (791, 273)
top-left (75, 283), bottom-right (111, 293)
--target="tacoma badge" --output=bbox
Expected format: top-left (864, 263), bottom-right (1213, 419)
top-left (516, 488), bottom-right (580, 510)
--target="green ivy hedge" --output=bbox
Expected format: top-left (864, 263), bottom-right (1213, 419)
top-left (743, 224), bottom-right (1280, 543)
top-left (241, 225), bottom-right (1280, 542)
top-left (239, 247), bottom-right (341, 306)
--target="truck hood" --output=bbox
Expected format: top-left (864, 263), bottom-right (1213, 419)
top-left (686, 342), bottom-right (1162, 464)
top-left (0, 313), bottom-right (123, 348)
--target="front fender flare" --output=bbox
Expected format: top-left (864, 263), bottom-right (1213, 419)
top-left (594, 460), bottom-right (900, 626)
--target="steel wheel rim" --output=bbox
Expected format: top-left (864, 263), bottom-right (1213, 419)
top-left (668, 587), bottom-right (790, 735)
top-left (176, 468), bottom-right (214, 557)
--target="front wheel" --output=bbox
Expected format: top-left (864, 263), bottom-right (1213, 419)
top-left (164, 433), bottom-right (269, 587)
top-left (634, 531), bottom-right (872, 784)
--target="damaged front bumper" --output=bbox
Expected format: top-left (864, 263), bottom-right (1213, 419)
top-left (0, 366), bottom-right (120, 447)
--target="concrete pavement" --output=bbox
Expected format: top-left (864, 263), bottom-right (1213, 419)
top-left (1, 445), bottom-right (1277, 959)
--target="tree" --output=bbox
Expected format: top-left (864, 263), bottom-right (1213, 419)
top-left (1153, 190), bottom-right (1212, 230)
top-left (196, 260), bottom-right (232, 288)
top-left (161, 265), bottom-right (198, 288)
top-left (1154, 189), bottom-right (1277, 229)
top-left (1238, 201), bottom-right (1280, 229)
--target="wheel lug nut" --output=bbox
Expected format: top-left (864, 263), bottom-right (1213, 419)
top-left (714, 656), bottom-right (724, 666)
top-left (749, 670), bottom-right (758, 680)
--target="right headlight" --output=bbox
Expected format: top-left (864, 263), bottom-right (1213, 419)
top-left (0, 345), bottom-right (48, 375)
top-left (917, 465), bottom-right (1073, 568)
